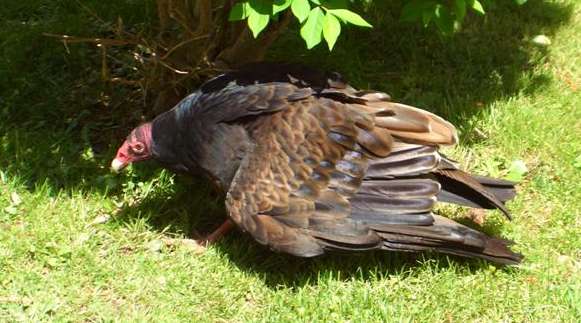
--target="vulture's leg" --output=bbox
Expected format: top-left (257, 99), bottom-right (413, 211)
top-left (196, 219), bottom-right (235, 246)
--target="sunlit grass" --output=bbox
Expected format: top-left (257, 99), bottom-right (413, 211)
top-left (1, 1), bottom-right (579, 321)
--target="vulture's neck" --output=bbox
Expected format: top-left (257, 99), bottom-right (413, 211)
top-left (150, 108), bottom-right (199, 174)
top-left (150, 93), bottom-right (251, 190)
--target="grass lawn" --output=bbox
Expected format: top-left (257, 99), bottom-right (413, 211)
top-left (1, 1), bottom-right (579, 321)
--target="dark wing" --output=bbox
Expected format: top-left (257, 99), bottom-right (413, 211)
top-left (223, 82), bottom-right (521, 264)
top-left (200, 62), bottom-right (350, 94)
top-left (225, 92), bottom-right (389, 257)
top-left (192, 81), bottom-right (314, 123)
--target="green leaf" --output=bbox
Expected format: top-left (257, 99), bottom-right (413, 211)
top-left (514, 0), bottom-right (528, 5)
top-left (273, 0), bottom-right (292, 15)
top-left (247, 7), bottom-right (270, 38)
top-left (400, 0), bottom-right (436, 22)
top-left (300, 7), bottom-right (325, 49)
top-left (249, 0), bottom-right (272, 14)
top-left (322, 12), bottom-right (341, 50)
top-left (291, 0), bottom-right (311, 23)
top-left (434, 4), bottom-right (454, 35)
top-left (506, 160), bottom-right (528, 182)
top-left (322, 0), bottom-right (348, 9)
top-left (229, 2), bottom-right (250, 21)
top-left (468, 0), bottom-right (485, 15)
top-left (454, 0), bottom-right (467, 21)
top-left (327, 9), bottom-right (372, 27)
top-left (422, 9), bottom-right (433, 27)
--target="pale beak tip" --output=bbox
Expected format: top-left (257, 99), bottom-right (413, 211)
top-left (110, 158), bottom-right (127, 173)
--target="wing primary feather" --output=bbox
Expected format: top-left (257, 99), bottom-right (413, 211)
top-left (434, 169), bottom-right (514, 219)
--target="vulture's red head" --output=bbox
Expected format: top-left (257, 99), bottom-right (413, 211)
top-left (111, 123), bottom-right (153, 172)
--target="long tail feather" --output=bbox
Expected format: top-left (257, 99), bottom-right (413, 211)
top-left (471, 175), bottom-right (517, 202)
top-left (372, 216), bottom-right (523, 265)
top-left (434, 169), bottom-right (516, 219)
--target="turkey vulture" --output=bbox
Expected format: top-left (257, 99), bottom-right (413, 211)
top-left (112, 62), bottom-right (522, 265)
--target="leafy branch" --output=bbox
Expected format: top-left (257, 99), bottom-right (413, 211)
top-left (230, 0), bottom-right (372, 50)
top-left (229, 0), bottom-right (529, 50)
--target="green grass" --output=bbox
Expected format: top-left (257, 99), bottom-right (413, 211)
top-left (1, 0), bottom-right (580, 321)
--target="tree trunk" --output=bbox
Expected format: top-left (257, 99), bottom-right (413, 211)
top-left (147, 0), bottom-right (291, 113)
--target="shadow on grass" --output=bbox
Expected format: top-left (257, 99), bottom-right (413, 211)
top-left (0, 0), bottom-right (568, 282)
top-left (213, 234), bottom-right (502, 289)
top-left (110, 178), bottom-right (520, 289)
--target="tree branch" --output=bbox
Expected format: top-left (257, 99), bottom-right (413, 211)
top-left (43, 33), bottom-right (137, 46)
top-left (157, 0), bottom-right (170, 37)
top-left (193, 0), bottom-right (213, 36)
top-left (216, 11), bottom-right (293, 67)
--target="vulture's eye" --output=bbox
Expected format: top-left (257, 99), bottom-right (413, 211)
top-left (131, 142), bottom-right (145, 154)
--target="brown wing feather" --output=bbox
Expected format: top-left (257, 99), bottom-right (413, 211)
top-left (371, 102), bottom-right (458, 145)
top-left (224, 83), bottom-right (520, 264)
top-left (225, 85), bottom-right (448, 256)
top-left (327, 88), bottom-right (457, 145)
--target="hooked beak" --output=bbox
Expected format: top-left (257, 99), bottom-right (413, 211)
top-left (110, 158), bottom-right (127, 173)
